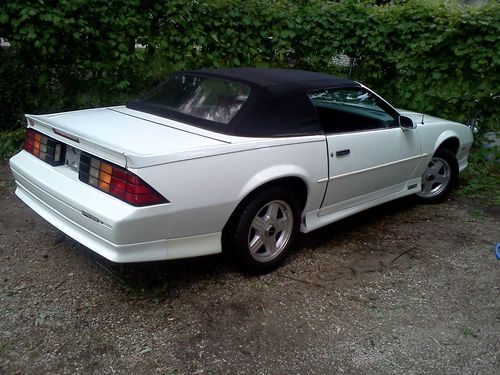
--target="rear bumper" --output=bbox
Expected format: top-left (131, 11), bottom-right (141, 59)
top-left (9, 151), bottom-right (221, 262)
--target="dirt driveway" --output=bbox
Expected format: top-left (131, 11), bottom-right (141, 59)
top-left (0, 162), bottom-right (499, 374)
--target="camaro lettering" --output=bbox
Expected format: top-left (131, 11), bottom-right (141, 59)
top-left (81, 210), bottom-right (103, 224)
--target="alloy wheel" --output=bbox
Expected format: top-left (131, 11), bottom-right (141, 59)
top-left (247, 200), bottom-right (294, 262)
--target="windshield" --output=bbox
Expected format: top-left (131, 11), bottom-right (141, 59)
top-left (139, 75), bottom-right (251, 124)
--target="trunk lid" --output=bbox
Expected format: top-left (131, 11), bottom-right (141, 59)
top-left (28, 106), bottom-right (228, 168)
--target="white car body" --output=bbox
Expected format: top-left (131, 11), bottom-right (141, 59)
top-left (9, 69), bottom-right (474, 265)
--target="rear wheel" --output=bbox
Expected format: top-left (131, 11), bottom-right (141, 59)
top-left (225, 186), bottom-right (300, 273)
top-left (416, 148), bottom-right (458, 203)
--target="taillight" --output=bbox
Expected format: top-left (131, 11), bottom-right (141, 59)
top-left (23, 129), bottom-right (66, 166)
top-left (79, 153), bottom-right (168, 206)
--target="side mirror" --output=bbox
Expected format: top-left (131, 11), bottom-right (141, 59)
top-left (399, 115), bottom-right (416, 130)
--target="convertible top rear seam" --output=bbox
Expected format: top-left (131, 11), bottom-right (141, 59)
top-left (108, 107), bottom-right (231, 144)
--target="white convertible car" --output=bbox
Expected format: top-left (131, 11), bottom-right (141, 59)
top-left (10, 68), bottom-right (474, 271)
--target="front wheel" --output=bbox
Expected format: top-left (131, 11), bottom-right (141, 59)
top-left (224, 186), bottom-right (300, 273)
top-left (416, 148), bottom-right (458, 203)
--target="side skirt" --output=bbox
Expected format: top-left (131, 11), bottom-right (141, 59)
top-left (300, 177), bottom-right (421, 233)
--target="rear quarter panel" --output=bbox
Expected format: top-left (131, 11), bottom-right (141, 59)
top-left (130, 137), bottom-right (328, 238)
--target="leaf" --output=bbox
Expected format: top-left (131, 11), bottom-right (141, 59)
top-left (139, 347), bottom-right (152, 355)
top-left (210, 33), bottom-right (219, 43)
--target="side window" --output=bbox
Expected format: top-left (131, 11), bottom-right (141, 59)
top-left (308, 88), bottom-right (396, 134)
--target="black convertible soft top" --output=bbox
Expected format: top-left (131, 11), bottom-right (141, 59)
top-left (127, 67), bottom-right (362, 137)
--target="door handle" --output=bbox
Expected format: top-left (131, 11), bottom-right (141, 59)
top-left (335, 149), bottom-right (350, 157)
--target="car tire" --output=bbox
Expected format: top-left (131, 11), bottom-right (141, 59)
top-left (224, 186), bottom-right (301, 273)
top-left (416, 148), bottom-right (459, 203)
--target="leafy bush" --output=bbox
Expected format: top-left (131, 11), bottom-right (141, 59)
top-left (0, 0), bottom-right (498, 130)
top-left (351, 0), bottom-right (500, 132)
top-left (0, 0), bottom-right (151, 130)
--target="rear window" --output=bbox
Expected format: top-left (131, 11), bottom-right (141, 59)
top-left (139, 75), bottom-right (251, 124)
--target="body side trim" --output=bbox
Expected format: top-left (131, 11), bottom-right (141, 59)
top-left (317, 153), bottom-right (428, 183)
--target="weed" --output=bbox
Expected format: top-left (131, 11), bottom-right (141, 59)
top-left (470, 210), bottom-right (487, 218)
top-left (389, 303), bottom-right (406, 311)
top-left (213, 276), bottom-right (226, 285)
top-left (458, 141), bottom-right (499, 206)
top-left (461, 326), bottom-right (478, 338)
top-left (0, 288), bottom-right (15, 298)
top-left (0, 179), bottom-right (16, 194)
top-left (139, 347), bottom-right (152, 355)
top-left (34, 311), bottom-right (53, 326)
top-left (347, 294), bottom-right (379, 303)
top-left (0, 342), bottom-right (10, 355)
top-left (371, 306), bottom-right (384, 319)
top-left (0, 129), bottom-right (24, 159)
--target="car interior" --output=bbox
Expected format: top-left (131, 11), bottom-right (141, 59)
top-left (311, 101), bottom-right (396, 133)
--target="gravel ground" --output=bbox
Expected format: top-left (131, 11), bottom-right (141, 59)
top-left (0, 162), bottom-right (499, 374)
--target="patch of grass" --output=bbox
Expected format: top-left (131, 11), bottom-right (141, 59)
top-left (0, 129), bottom-right (25, 159)
top-left (458, 142), bottom-right (499, 206)
top-left (121, 278), bottom-right (172, 302)
top-left (469, 210), bottom-right (487, 218)
top-left (95, 262), bottom-right (173, 301)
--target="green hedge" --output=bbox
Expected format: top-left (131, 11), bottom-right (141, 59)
top-left (1, 0), bottom-right (498, 131)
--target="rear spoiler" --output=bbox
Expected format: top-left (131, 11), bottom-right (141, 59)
top-left (25, 114), bottom-right (128, 168)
